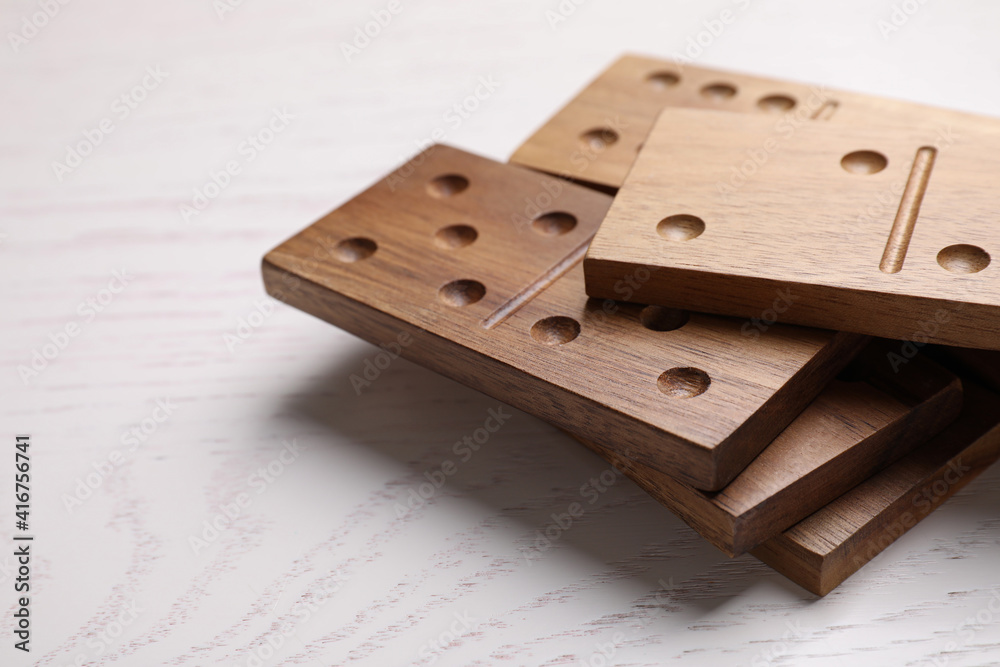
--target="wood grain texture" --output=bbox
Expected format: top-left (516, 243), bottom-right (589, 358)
top-left (9, 2), bottom-right (1000, 664)
top-left (575, 343), bottom-right (962, 557)
top-left (585, 108), bottom-right (1000, 349)
top-left (263, 145), bottom-right (864, 490)
top-left (510, 53), bottom-right (1000, 191)
top-left (753, 379), bottom-right (1000, 596)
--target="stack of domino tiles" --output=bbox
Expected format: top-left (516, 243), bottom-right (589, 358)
top-left (263, 54), bottom-right (1000, 595)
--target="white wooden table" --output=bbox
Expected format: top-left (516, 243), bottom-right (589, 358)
top-left (3, 0), bottom-right (1000, 664)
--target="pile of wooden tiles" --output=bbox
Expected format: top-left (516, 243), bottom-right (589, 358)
top-left (262, 55), bottom-right (1000, 595)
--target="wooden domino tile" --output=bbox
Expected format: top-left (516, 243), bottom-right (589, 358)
top-left (575, 343), bottom-right (962, 556)
top-left (753, 379), bottom-right (1000, 596)
top-left (263, 145), bottom-right (864, 490)
top-left (585, 108), bottom-right (1000, 349)
top-left (510, 53), bottom-right (996, 191)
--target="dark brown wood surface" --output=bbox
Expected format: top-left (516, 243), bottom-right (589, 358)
top-left (575, 344), bottom-right (962, 556)
top-left (753, 380), bottom-right (1000, 595)
top-left (510, 53), bottom-right (1000, 191)
top-left (585, 108), bottom-right (1000, 349)
top-left (263, 145), bottom-right (863, 490)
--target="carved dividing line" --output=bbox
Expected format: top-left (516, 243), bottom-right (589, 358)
top-left (811, 100), bottom-right (840, 121)
top-left (880, 146), bottom-right (938, 274)
top-left (481, 237), bottom-right (592, 329)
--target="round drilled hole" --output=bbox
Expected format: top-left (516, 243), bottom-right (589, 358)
top-left (701, 83), bottom-right (737, 100)
top-left (657, 367), bottom-right (711, 398)
top-left (841, 151), bottom-right (888, 175)
top-left (640, 306), bottom-right (689, 332)
top-left (530, 316), bottom-right (581, 346)
top-left (580, 127), bottom-right (619, 151)
top-left (657, 214), bottom-right (705, 241)
top-left (427, 174), bottom-right (469, 198)
top-left (438, 279), bottom-right (486, 307)
top-left (334, 237), bottom-right (377, 262)
top-left (647, 71), bottom-right (681, 89)
top-left (532, 211), bottom-right (577, 237)
top-left (757, 94), bottom-right (796, 113)
top-left (937, 244), bottom-right (991, 274)
top-left (434, 224), bottom-right (478, 249)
